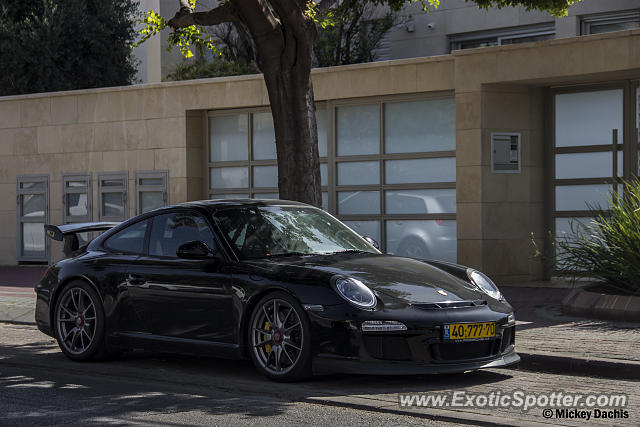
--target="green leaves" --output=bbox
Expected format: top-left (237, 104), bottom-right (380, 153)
top-left (134, 8), bottom-right (219, 59)
top-left (135, 11), bottom-right (168, 48)
top-left (167, 25), bottom-right (219, 59)
top-left (469, 0), bottom-right (580, 17)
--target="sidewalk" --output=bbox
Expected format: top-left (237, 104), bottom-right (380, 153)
top-left (0, 266), bottom-right (42, 324)
top-left (1, 267), bottom-right (639, 379)
top-left (501, 286), bottom-right (640, 379)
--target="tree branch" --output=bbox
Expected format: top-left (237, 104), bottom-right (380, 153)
top-left (168, 1), bottom-right (240, 30)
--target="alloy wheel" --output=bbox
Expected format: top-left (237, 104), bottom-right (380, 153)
top-left (251, 298), bottom-right (304, 375)
top-left (56, 287), bottom-right (98, 356)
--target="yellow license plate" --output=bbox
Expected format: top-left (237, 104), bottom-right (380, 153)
top-left (443, 322), bottom-right (496, 340)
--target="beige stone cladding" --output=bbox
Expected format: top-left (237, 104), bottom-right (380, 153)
top-left (0, 30), bottom-right (639, 281)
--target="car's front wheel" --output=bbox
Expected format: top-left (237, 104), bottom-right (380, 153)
top-left (248, 292), bottom-right (311, 381)
top-left (54, 280), bottom-right (107, 361)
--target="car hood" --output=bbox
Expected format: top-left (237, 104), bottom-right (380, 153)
top-left (248, 253), bottom-right (487, 305)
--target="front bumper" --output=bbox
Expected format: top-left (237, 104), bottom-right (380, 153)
top-left (313, 349), bottom-right (520, 375)
top-left (307, 303), bottom-right (518, 375)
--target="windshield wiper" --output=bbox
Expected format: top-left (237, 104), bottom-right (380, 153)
top-left (268, 252), bottom-right (316, 258)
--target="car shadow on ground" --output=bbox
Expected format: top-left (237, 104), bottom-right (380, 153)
top-left (0, 333), bottom-right (516, 425)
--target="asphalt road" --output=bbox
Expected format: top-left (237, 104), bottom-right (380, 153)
top-left (1, 323), bottom-right (638, 426)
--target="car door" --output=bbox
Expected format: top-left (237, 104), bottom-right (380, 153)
top-left (125, 209), bottom-right (236, 344)
top-left (97, 218), bottom-right (153, 335)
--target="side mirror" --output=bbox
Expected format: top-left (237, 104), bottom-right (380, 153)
top-left (362, 235), bottom-right (380, 250)
top-left (176, 240), bottom-right (215, 260)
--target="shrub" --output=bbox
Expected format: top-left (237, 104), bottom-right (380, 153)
top-left (548, 178), bottom-right (640, 295)
top-left (165, 57), bottom-right (259, 81)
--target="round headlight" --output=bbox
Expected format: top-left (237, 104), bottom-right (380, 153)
top-left (334, 277), bottom-right (376, 309)
top-left (466, 269), bottom-right (502, 301)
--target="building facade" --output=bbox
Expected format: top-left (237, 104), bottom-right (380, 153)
top-left (1, 30), bottom-right (639, 284)
top-left (383, 0), bottom-right (640, 59)
top-left (135, 0), bottom-right (640, 83)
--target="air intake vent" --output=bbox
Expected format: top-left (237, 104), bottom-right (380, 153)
top-left (412, 300), bottom-right (487, 310)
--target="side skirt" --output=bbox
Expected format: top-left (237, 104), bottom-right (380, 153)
top-left (109, 332), bottom-right (245, 360)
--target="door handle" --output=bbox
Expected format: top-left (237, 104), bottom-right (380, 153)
top-left (126, 273), bottom-right (147, 288)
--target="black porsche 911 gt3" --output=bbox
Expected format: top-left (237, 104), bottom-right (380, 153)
top-left (35, 199), bottom-right (518, 381)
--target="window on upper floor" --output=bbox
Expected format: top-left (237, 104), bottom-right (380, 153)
top-left (581, 10), bottom-right (640, 35)
top-left (450, 24), bottom-right (555, 52)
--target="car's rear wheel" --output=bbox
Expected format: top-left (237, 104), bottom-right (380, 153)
top-left (249, 292), bottom-right (311, 381)
top-left (54, 280), bottom-right (107, 361)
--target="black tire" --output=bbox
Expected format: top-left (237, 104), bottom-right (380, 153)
top-left (54, 280), bottom-right (107, 362)
top-left (248, 291), bottom-right (312, 382)
top-left (397, 236), bottom-right (430, 260)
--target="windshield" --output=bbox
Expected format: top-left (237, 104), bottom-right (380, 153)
top-left (214, 206), bottom-right (379, 259)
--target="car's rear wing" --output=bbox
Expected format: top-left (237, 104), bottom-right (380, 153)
top-left (45, 222), bottom-right (120, 257)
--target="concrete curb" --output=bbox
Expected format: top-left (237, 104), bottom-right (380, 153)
top-left (517, 351), bottom-right (640, 381)
top-left (562, 288), bottom-right (640, 322)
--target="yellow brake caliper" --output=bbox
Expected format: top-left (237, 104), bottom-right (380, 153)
top-left (264, 321), bottom-right (272, 354)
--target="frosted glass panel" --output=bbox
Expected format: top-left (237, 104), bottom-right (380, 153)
top-left (66, 193), bottom-right (88, 217)
top-left (21, 222), bottom-right (45, 256)
top-left (140, 191), bottom-right (164, 213)
top-left (210, 167), bottom-right (248, 189)
top-left (338, 161), bottom-right (379, 185)
top-left (555, 184), bottom-right (612, 211)
top-left (322, 192), bottom-right (328, 211)
top-left (20, 182), bottom-right (44, 190)
top-left (385, 99), bottom-right (455, 153)
top-left (337, 104), bottom-right (379, 156)
top-left (102, 193), bottom-right (124, 217)
top-left (386, 189), bottom-right (456, 214)
top-left (252, 112), bottom-right (276, 160)
top-left (255, 192), bottom-right (279, 199)
top-left (101, 179), bottom-right (124, 187)
top-left (21, 194), bottom-right (45, 217)
top-left (385, 158), bottom-right (456, 184)
top-left (555, 151), bottom-right (623, 179)
top-left (320, 163), bottom-right (328, 186)
top-left (253, 165), bottom-right (278, 188)
top-left (338, 191), bottom-right (380, 214)
top-left (343, 221), bottom-right (380, 244)
top-left (386, 220), bottom-right (457, 262)
top-left (317, 109), bottom-right (328, 158)
top-left (555, 90), bottom-right (623, 147)
top-left (66, 180), bottom-right (87, 188)
top-left (212, 193), bottom-right (248, 199)
top-left (555, 217), bottom-right (594, 238)
top-left (139, 178), bottom-right (163, 186)
top-left (209, 115), bottom-right (248, 162)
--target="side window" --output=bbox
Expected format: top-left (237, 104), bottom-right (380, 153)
top-left (104, 219), bottom-right (149, 254)
top-left (149, 212), bottom-right (216, 258)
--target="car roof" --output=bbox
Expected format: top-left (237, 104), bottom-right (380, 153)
top-left (152, 199), bottom-right (312, 214)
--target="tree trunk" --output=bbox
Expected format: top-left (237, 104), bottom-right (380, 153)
top-left (262, 63), bottom-right (322, 207)
top-left (255, 19), bottom-right (322, 207)
top-left (167, 0), bottom-right (323, 207)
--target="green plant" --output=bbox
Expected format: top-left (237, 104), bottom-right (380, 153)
top-left (541, 179), bottom-right (640, 295)
top-left (165, 57), bottom-right (259, 81)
